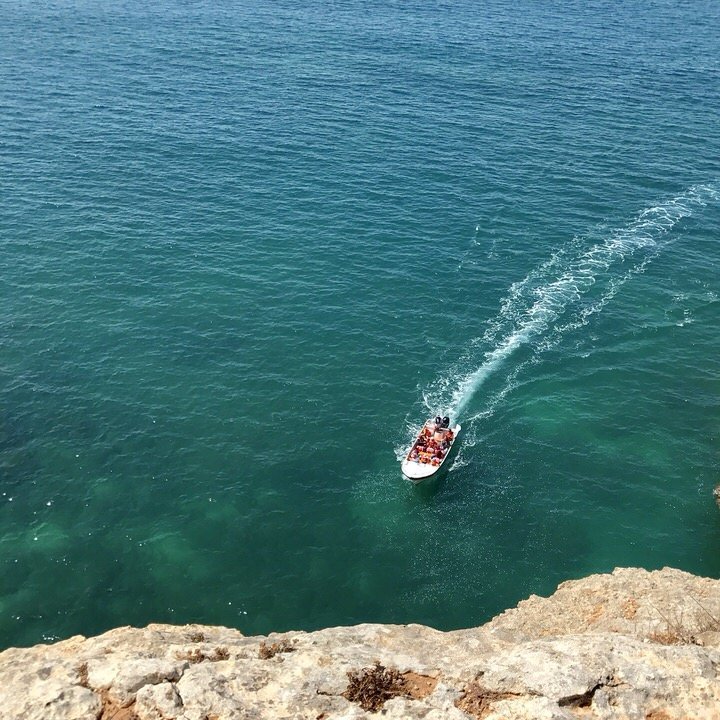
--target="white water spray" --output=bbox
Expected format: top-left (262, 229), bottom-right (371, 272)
top-left (437, 183), bottom-right (719, 420)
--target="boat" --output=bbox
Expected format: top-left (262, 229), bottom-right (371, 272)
top-left (401, 416), bottom-right (461, 482)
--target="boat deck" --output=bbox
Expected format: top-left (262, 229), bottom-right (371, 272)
top-left (401, 421), bottom-right (461, 482)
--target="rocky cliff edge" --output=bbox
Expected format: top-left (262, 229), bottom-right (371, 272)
top-left (2, 567), bottom-right (720, 720)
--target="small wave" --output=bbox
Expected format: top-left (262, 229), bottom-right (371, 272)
top-left (424, 182), bottom-right (719, 422)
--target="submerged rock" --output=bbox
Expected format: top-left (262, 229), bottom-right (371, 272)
top-left (1, 567), bottom-right (720, 719)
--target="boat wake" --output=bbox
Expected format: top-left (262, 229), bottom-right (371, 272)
top-left (421, 183), bottom-right (719, 445)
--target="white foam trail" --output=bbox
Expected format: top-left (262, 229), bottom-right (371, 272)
top-left (440, 183), bottom-right (719, 419)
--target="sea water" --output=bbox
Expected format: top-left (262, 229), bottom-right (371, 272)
top-left (1, 0), bottom-right (719, 647)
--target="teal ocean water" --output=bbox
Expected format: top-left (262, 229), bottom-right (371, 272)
top-left (2, 0), bottom-right (720, 648)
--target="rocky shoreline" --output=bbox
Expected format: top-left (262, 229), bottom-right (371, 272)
top-left (2, 567), bottom-right (720, 719)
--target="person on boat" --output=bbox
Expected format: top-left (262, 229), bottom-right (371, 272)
top-left (433, 427), bottom-right (445, 443)
top-left (409, 448), bottom-right (419, 461)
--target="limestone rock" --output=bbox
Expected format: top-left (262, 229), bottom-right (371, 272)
top-left (1, 567), bottom-right (720, 719)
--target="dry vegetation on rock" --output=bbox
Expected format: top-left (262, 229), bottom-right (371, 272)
top-left (455, 683), bottom-right (517, 719)
top-left (258, 639), bottom-right (296, 659)
top-left (175, 646), bottom-right (230, 663)
top-left (342, 662), bottom-right (408, 711)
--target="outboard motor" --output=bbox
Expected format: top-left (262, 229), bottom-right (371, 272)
top-left (434, 416), bottom-right (442, 426)
top-left (442, 416), bottom-right (450, 428)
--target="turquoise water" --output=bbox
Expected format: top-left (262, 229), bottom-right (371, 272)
top-left (2, 0), bottom-right (720, 648)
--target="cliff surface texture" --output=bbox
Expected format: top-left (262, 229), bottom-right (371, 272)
top-left (2, 567), bottom-right (720, 720)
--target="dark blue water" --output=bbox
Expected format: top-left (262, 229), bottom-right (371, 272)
top-left (2, 0), bottom-right (719, 648)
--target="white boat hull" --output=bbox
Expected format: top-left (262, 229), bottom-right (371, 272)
top-left (401, 423), bottom-right (461, 482)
